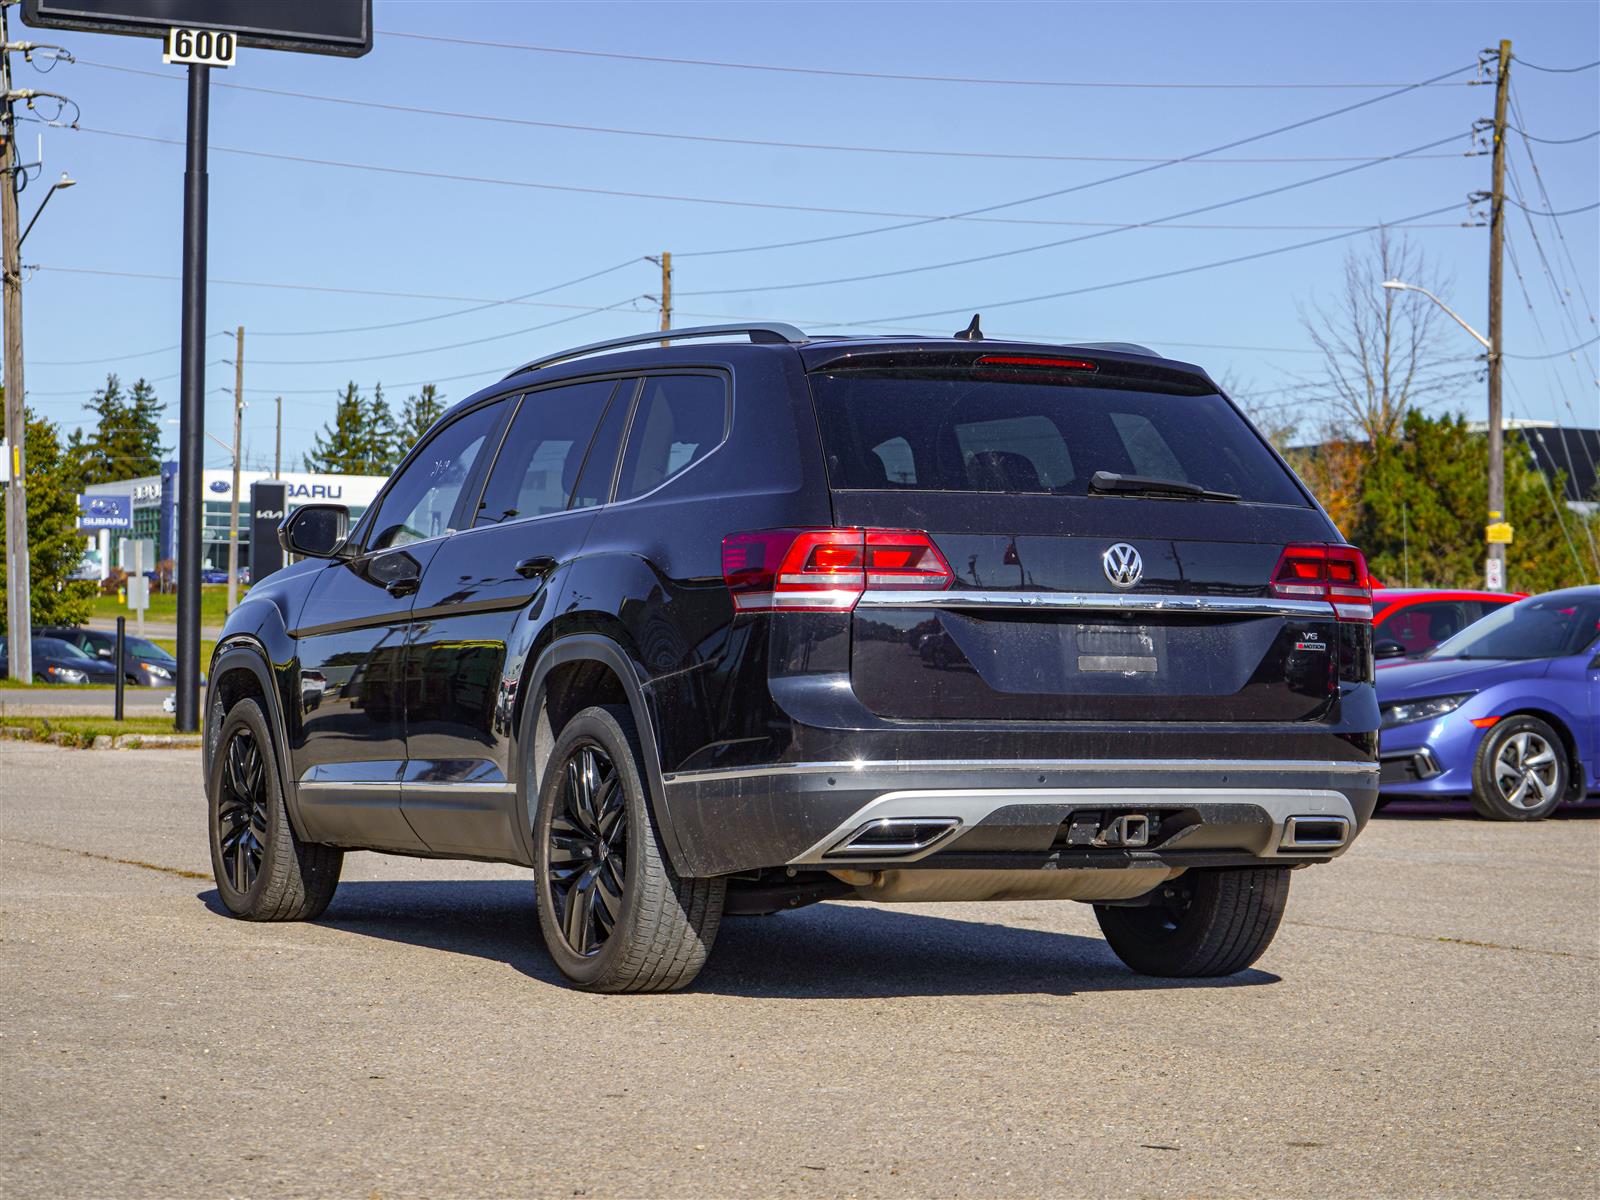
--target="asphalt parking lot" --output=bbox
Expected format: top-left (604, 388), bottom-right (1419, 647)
top-left (2, 741), bottom-right (1595, 1199)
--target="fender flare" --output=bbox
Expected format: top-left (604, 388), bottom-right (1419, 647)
top-left (205, 638), bottom-right (311, 842)
top-left (518, 634), bottom-right (689, 874)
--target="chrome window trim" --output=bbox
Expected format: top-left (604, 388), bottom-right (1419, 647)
top-left (663, 758), bottom-right (1380, 786)
top-left (854, 590), bottom-right (1338, 617)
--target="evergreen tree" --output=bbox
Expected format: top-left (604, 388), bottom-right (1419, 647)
top-left (66, 374), bottom-right (167, 491)
top-left (303, 381), bottom-right (395, 474)
top-left (392, 384), bottom-right (445, 462)
top-left (0, 398), bottom-right (96, 635)
top-left (1356, 411), bottom-right (1596, 592)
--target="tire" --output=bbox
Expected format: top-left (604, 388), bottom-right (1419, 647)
top-left (1469, 715), bottom-right (1568, 821)
top-left (1095, 867), bottom-right (1291, 977)
top-left (208, 696), bottom-right (343, 920)
top-left (533, 705), bottom-right (725, 992)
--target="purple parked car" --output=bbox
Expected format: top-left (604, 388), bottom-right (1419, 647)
top-left (1377, 586), bottom-right (1600, 820)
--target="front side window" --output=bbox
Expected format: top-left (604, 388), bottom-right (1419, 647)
top-left (366, 399), bottom-right (508, 551)
top-left (474, 380), bottom-right (619, 527)
top-left (615, 374), bottom-right (727, 502)
top-left (1431, 594), bottom-right (1600, 661)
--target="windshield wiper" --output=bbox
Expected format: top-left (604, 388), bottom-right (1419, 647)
top-left (1088, 470), bottom-right (1240, 502)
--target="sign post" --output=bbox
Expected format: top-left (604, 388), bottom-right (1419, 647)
top-left (119, 536), bottom-right (153, 635)
top-left (23, 0), bottom-right (372, 731)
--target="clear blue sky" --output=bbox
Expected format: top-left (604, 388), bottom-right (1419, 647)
top-left (13, 0), bottom-right (1599, 472)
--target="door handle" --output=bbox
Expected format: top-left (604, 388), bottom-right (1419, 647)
top-left (385, 576), bottom-right (420, 598)
top-left (515, 556), bottom-right (558, 581)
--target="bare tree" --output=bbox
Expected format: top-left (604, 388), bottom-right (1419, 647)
top-left (1299, 229), bottom-right (1457, 443)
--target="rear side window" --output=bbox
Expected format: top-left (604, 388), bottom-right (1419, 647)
top-left (1377, 601), bottom-right (1473, 654)
top-left (474, 380), bottom-right (618, 527)
top-left (809, 371), bottom-right (1306, 506)
top-left (615, 374), bottom-right (727, 502)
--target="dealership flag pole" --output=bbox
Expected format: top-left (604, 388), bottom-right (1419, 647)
top-left (174, 62), bottom-right (208, 731)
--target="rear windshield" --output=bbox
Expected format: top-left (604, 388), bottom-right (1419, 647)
top-left (808, 371), bottom-right (1307, 506)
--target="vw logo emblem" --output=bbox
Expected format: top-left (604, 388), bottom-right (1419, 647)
top-left (1102, 543), bottom-right (1143, 589)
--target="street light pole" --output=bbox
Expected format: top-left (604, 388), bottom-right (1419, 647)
top-left (228, 325), bottom-right (243, 612)
top-left (1382, 278), bottom-right (1505, 591)
top-left (18, 171), bottom-right (74, 248)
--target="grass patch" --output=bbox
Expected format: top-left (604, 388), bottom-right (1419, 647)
top-left (0, 716), bottom-right (191, 747)
top-left (90, 583), bottom-right (240, 626)
top-left (0, 679), bottom-right (117, 690)
top-left (147, 637), bottom-right (218, 664)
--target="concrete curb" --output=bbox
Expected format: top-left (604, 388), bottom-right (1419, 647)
top-left (0, 726), bottom-right (202, 750)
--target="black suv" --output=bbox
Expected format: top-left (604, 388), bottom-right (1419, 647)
top-left (204, 322), bottom-right (1379, 992)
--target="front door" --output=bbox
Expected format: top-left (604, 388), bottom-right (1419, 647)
top-left (290, 394), bottom-right (514, 852)
top-left (402, 377), bottom-right (633, 858)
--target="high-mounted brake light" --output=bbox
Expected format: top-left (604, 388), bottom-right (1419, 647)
top-left (1269, 543), bottom-right (1372, 621)
top-left (721, 528), bottom-right (953, 612)
top-left (976, 355), bottom-right (1098, 371)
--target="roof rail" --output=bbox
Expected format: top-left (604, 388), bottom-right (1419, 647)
top-left (502, 322), bottom-right (808, 379)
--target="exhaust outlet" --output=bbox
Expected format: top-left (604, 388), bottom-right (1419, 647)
top-left (1280, 815), bottom-right (1349, 850)
top-left (827, 816), bottom-right (961, 858)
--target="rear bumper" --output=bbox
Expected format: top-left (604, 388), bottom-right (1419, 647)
top-left (659, 757), bottom-right (1380, 876)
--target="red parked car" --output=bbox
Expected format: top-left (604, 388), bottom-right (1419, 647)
top-left (1371, 588), bottom-right (1526, 661)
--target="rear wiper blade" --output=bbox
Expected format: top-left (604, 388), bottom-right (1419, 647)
top-left (1088, 470), bottom-right (1240, 502)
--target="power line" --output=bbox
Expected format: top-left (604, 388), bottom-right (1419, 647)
top-left (68, 59), bottom-right (1473, 167)
top-left (66, 124), bottom-right (1468, 236)
top-left (1511, 126), bottom-right (1600, 145)
top-left (30, 331), bottom-right (226, 366)
top-left (677, 62), bottom-right (1481, 258)
top-left (1510, 55), bottom-right (1600, 74)
top-left (1500, 196), bottom-right (1600, 218)
top-left (677, 132), bottom-right (1473, 297)
top-left (247, 296), bottom-right (645, 366)
top-left (1504, 336), bottom-right (1600, 360)
top-left (839, 200), bottom-right (1464, 326)
top-left (380, 30), bottom-right (1480, 90)
top-left (247, 258), bottom-right (646, 337)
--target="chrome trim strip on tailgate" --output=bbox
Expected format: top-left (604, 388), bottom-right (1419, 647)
top-left (855, 590), bottom-right (1336, 617)
top-left (663, 758), bottom-right (1380, 785)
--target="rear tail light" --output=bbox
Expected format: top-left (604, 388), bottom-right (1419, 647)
top-left (1270, 543), bottom-right (1372, 621)
top-left (721, 528), bottom-right (953, 612)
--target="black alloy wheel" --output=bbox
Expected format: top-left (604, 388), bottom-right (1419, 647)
top-left (206, 695), bottom-right (342, 921)
top-left (215, 726), bottom-right (268, 894)
top-left (545, 742), bottom-right (629, 957)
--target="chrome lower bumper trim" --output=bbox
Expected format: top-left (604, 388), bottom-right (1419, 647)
top-left (788, 787), bottom-right (1359, 866)
top-left (664, 758), bottom-right (1380, 786)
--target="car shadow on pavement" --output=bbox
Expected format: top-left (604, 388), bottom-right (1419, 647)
top-left (201, 880), bottom-right (1280, 999)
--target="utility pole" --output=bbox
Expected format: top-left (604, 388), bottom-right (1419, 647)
top-left (647, 251), bottom-right (672, 344)
top-left (273, 395), bottom-right (281, 478)
top-left (1, 8), bottom-right (30, 682)
top-left (1484, 39), bottom-right (1511, 592)
top-left (227, 325), bottom-right (243, 612)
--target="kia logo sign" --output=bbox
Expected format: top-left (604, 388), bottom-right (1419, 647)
top-left (209, 480), bottom-right (230, 494)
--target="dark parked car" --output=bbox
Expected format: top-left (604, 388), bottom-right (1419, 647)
top-left (34, 625), bottom-right (179, 687)
top-left (203, 322), bottom-right (1379, 991)
top-left (1377, 587), bottom-right (1599, 820)
top-left (0, 635), bottom-right (120, 685)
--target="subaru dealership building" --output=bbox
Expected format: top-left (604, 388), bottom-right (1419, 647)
top-left (81, 467), bottom-right (388, 574)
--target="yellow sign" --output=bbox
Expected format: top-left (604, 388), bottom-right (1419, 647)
top-left (1485, 522), bottom-right (1514, 545)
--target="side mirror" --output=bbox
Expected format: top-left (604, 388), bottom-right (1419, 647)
top-left (279, 504), bottom-right (351, 560)
top-left (1374, 639), bottom-right (1408, 660)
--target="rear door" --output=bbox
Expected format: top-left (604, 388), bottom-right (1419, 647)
top-left (806, 354), bottom-right (1352, 724)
